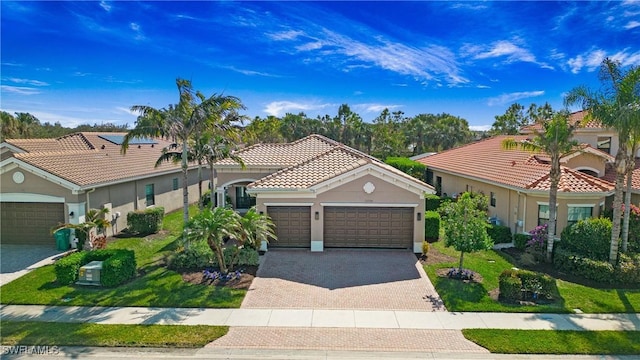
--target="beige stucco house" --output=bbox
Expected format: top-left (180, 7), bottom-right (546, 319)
top-left (0, 132), bottom-right (204, 245)
top-left (418, 110), bottom-right (640, 236)
top-left (214, 134), bottom-right (435, 253)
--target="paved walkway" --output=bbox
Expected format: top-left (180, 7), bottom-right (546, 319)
top-left (2, 305), bottom-right (638, 331)
top-left (242, 250), bottom-right (445, 311)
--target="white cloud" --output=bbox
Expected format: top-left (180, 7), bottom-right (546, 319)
top-left (468, 40), bottom-right (535, 63)
top-left (1, 85), bottom-right (42, 95)
top-left (476, 85), bottom-right (491, 89)
top-left (625, 20), bottom-right (640, 29)
top-left (4, 78), bottom-right (49, 86)
top-left (354, 103), bottom-right (402, 113)
top-left (567, 48), bottom-right (640, 73)
top-left (450, 3), bottom-right (488, 11)
top-left (263, 101), bottom-right (332, 117)
top-left (115, 106), bottom-right (138, 116)
top-left (100, 1), bottom-right (111, 12)
top-left (487, 91), bottom-right (544, 106)
top-left (268, 30), bottom-right (304, 41)
top-left (130, 22), bottom-right (145, 41)
top-left (469, 124), bottom-right (492, 131)
top-left (224, 66), bottom-right (278, 77)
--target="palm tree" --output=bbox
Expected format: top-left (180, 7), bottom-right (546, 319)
top-left (503, 109), bottom-right (577, 262)
top-left (185, 207), bottom-right (241, 274)
top-left (52, 208), bottom-right (110, 250)
top-left (122, 78), bottom-right (244, 224)
top-left (237, 207), bottom-right (277, 250)
top-left (202, 133), bottom-right (245, 208)
top-left (622, 110), bottom-right (640, 252)
top-left (565, 58), bottom-right (640, 264)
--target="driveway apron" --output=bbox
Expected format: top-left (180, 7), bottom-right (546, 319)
top-left (0, 244), bottom-right (67, 286)
top-left (241, 249), bottom-right (445, 311)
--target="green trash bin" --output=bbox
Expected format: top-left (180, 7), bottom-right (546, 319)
top-left (54, 229), bottom-right (71, 250)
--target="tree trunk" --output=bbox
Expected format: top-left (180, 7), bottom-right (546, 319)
top-left (210, 164), bottom-right (216, 209)
top-left (621, 161), bottom-right (634, 253)
top-left (610, 146), bottom-right (627, 265)
top-left (546, 157), bottom-right (560, 263)
top-left (458, 251), bottom-right (465, 273)
top-left (182, 139), bottom-right (190, 226)
top-left (209, 239), bottom-right (228, 274)
top-left (197, 161), bottom-right (203, 210)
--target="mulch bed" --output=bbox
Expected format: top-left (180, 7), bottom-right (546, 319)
top-left (180, 266), bottom-right (258, 290)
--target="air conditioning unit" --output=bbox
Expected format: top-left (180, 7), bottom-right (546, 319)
top-left (77, 261), bottom-right (103, 286)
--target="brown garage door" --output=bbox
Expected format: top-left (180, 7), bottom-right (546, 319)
top-left (268, 206), bottom-right (311, 248)
top-left (1, 202), bottom-right (65, 245)
top-left (324, 207), bottom-right (413, 249)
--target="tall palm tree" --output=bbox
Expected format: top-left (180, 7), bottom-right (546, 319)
top-left (622, 111), bottom-right (640, 252)
top-left (203, 133), bottom-right (245, 208)
top-left (503, 110), bottom-right (577, 262)
top-left (122, 78), bottom-right (244, 224)
top-left (565, 58), bottom-right (640, 264)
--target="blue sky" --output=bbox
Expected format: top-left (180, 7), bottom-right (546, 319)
top-left (1, 1), bottom-right (639, 131)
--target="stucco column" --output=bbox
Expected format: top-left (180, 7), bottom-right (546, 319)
top-left (216, 188), bottom-right (225, 208)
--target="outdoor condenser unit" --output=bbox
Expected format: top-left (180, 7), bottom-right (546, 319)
top-left (77, 261), bottom-right (103, 286)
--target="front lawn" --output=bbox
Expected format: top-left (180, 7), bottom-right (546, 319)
top-left (425, 241), bottom-right (640, 313)
top-left (463, 329), bottom-right (640, 354)
top-left (0, 207), bottom-right (246, 308)
top-left (0, 321), bottom-right (227, 348)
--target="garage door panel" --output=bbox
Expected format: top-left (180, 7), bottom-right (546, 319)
top-left (268, 206), bottom-right (311, 248)
top-left (324, 207), bottom-right (413, 249)
top-left (1, 202), bottom-right (64, 245)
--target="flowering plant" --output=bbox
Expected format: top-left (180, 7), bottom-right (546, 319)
top-left (447, 268), bottom-right (474, 281)
top-left (203, 268), bottom-right (243, 282)
top-left (527, 224), bottom-right (547, 251)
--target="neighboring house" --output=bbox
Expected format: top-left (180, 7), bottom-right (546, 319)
top-left (418, 110), bottom-right (640, 236)
top-left (214, 134), bottom-right (435, 252)
top-left (0, 132), bottom-right (204, 246)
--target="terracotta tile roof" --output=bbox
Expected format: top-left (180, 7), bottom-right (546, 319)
top-left (216, 134), bottom-right (338, 167)
top-left (5, 138), bottom-right (62, 153)
top-left (602, 158), bottom-right (640, 192)
top-left (242, 135), bottom-right (431, 191)
top-left (8, 132), bottom-right (183, 187)
top-left (520, 110), bottom-right (604, 133)
top-left (418, 135), bottom-right (615, 193)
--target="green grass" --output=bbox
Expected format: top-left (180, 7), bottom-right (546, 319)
top-left (426, 241), bottom-right (640, 313)
top-left (0, 206), bottom-right (245, 308)
top-left (463, 329), bottom-right (640, 354)
top-left (0, 321), bottom-right (228, 348)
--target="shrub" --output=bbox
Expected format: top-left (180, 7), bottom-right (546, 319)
top-left (498, 268), bottom-right (554, 301)
top-left (559, 217), bottom-right (611, 261)
top-left (513, 233), bottom-right (531, 251)
top-left (425, 194), bottom-right (442, 211)
top-left (100, 250), bottom-right (137, 287)
top-left (384, 157), bottom-right (426, 181)
top-left (55, 249), bottom-right (137, 286)
top-left (54, 252), bottom-right (86, 285)
top-left (422, 241), bottom-right (429, 256)
top-left (168, 241), bottom-right (214, 270)
top-left (498, 274), bottom-right (522, 301)
top-left (127, 207), bottom-right (165, 235)
top-left (233, 247), bottom-right (260, 267)
top-left (615, 253), bottom-right (640, 284)
top-left (553, 248), bottom-right (615, 283)
top-left (487, 224), bottom-right (512, 244)
top-left (424, 210), bottom-right (440, 241)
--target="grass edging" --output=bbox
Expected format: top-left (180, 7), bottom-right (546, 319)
top-left (462, 329), bottom-right (640, 354)
top-left (0, 321), bottom-right (228, 348)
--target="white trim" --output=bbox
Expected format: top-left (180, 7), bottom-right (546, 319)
top-left (567, 204), bottom-right (596, 208)
top-left (264, 202), bottom-right (314, 207)
top-left (0, 193), bottom-right (65, 203)
top-left (311, 241), bottom-right (323, 252)
top-left (219, 178), bottom-right (258, 188)
top-left (320, 202), bottom-right (418, 208)
top-left (0, 142), bottom-right (27, 154)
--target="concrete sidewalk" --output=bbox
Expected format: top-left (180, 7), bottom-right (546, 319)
top-left (1, 305), bottom-right (638, 331)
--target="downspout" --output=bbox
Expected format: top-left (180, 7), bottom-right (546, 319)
top-left (86, 188), bottom-right (96, 211)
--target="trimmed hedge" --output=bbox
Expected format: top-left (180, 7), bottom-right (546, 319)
top-left (127, 207), bottom-right (165, 235)
top-left (54, 249), bottom-right (137, 286)
top-left (424, 210), bottom-right (440, 241)
top-left (616, 253), bottom-right (640, 284)
top-left (425, 194), bottom-right (442, 211)
top-left (559, 217), bottom-right (612, 261)
top-left (487, 224), bottom-right (512, 244)
top-left (384, 157), bottom-right (426, 181)
top-left (498, 268), bottom-right (554, 302)
top-left (513, 233), bottom-right (531, 251)
top-left (169, 243), bottom-right (259, 270)
top-left (553, 248), bottom-right (615, 283)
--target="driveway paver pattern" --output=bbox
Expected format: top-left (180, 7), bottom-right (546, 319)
top-left (241, 249), bottom-right (445, 311)
top-left (207, 327), bottom-right (489, 353)
top-left (0, 244), bottom-right (67, 286)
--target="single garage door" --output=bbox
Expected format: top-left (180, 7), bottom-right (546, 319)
top-left (324, 207), bottom-right (413, 249)
top-left (1, 202), bottom-right (65, 245)
top-left (268, 206), bottom-right (311, 248)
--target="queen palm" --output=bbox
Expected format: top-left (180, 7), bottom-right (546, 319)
top-left (503, 109), bottom-right (577, 262)
top-left (565, 58), bottom-right (640, 264)
top-left (122, 78), bottom-right (244, 224)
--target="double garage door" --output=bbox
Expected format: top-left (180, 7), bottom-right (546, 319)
top-left (267, 206), bottom-right (413, 249)
top-left (1, 202), bottom-right (65, 245)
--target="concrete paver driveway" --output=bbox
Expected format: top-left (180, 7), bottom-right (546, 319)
top-left (242, 249), bottom-right (445, 311)
top-left (0, 244), bottom-right (67, 286)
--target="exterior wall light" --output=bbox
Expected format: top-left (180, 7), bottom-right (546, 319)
top-left (417, 212), bottom-right (422, 221)
top-left (315, 211), bottom-right (319, 220)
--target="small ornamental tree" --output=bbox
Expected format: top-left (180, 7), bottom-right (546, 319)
top-left (441, 192), bottom-right (493, 273)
